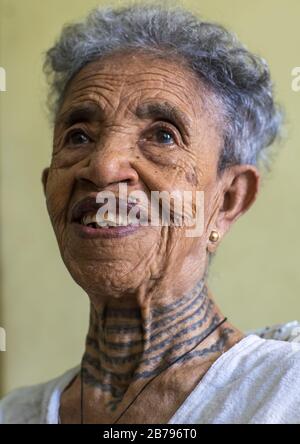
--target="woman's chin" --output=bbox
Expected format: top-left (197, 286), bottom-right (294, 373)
top-left (63, 259), bottom-right (149, 299)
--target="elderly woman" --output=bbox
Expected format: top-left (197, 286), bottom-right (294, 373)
top-left (1, 4), bottom-right (300, 424)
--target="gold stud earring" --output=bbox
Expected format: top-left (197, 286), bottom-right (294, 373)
top-left (209, 230), bottom-right (220, 243)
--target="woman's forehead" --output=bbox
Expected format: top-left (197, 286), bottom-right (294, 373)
top-left (60, 53), bottom-right (205, 118)
top-left (55, 52), bottom-right (223, 157)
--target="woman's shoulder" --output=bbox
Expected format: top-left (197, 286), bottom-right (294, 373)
top-left (0, 366), bottom-right (79, 424)
top-left (248, 320), bottom-right (300, 343)
top-left (230, 321), bottom-right (300, 379)
top-left (214, 326), bottom-right (300, 422)
top-left (170, 324), bottom-right (300, 424)
top-left (0, 381), bottom-right (49, 424)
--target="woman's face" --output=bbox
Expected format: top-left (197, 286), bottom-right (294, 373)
top-left (42, 51), bottom-right (234, 305)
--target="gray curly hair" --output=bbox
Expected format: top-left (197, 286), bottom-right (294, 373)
top-left (44, 2), bottom-right (282, 170)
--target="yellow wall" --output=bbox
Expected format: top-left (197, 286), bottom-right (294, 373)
top-left (1, 0), bottom-right (300, 396)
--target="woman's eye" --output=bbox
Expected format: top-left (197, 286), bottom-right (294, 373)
top-left (154, 128), bottom-right (176, 145)
top-left (67, 130), bottom-right (91, 146)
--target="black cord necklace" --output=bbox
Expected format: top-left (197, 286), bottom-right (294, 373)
top-left (79, 316), bottom-right (227, 424)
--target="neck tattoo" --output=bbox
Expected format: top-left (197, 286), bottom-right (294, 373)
top-left (59, 279), bottom-right (235, 424)
top-left (79, 315), bottom-right (227, 424)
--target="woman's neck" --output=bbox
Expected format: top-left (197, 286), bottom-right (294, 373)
top-left (81, 279), bottom-right (235, 413)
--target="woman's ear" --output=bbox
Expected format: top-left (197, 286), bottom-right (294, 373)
top-left (41, 167), bottom-right (49, 196)
top-left (208, 165), bottom-right (260, 252)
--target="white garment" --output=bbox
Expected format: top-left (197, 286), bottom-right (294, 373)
top-left (1, 334), bottom-right (300, 424)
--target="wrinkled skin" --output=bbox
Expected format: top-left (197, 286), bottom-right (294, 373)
top-left (42, 50), bottom-right (260, 423)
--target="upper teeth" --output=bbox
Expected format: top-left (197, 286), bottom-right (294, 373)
top-left (81, 212), bottom-right (129, 227)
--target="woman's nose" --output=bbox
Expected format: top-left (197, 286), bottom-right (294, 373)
top-left (75, 143), bottom-right (140, 189)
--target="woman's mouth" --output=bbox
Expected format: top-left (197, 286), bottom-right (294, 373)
top-left (70, 196), bottom-right (144, 239)
top-left (72, 220), bottom-right (142, 239)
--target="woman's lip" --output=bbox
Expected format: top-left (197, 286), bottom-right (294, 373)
top-left (70, 195), bottom-right (138, 223)
top-left (72, 222), bottom-right (142, 239)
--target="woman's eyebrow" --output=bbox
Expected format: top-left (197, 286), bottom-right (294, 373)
top-left (58, 101), bottom-right (192, 136)
top-left (135, 101), bottom-right (192, 134)
top-left (59, 103), bottom-right (104, 126)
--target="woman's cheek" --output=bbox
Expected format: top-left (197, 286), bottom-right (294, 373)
top-left (46, 168), bottom-right (73, 227)
top-left (51, 146), bottom-right (91, 169)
